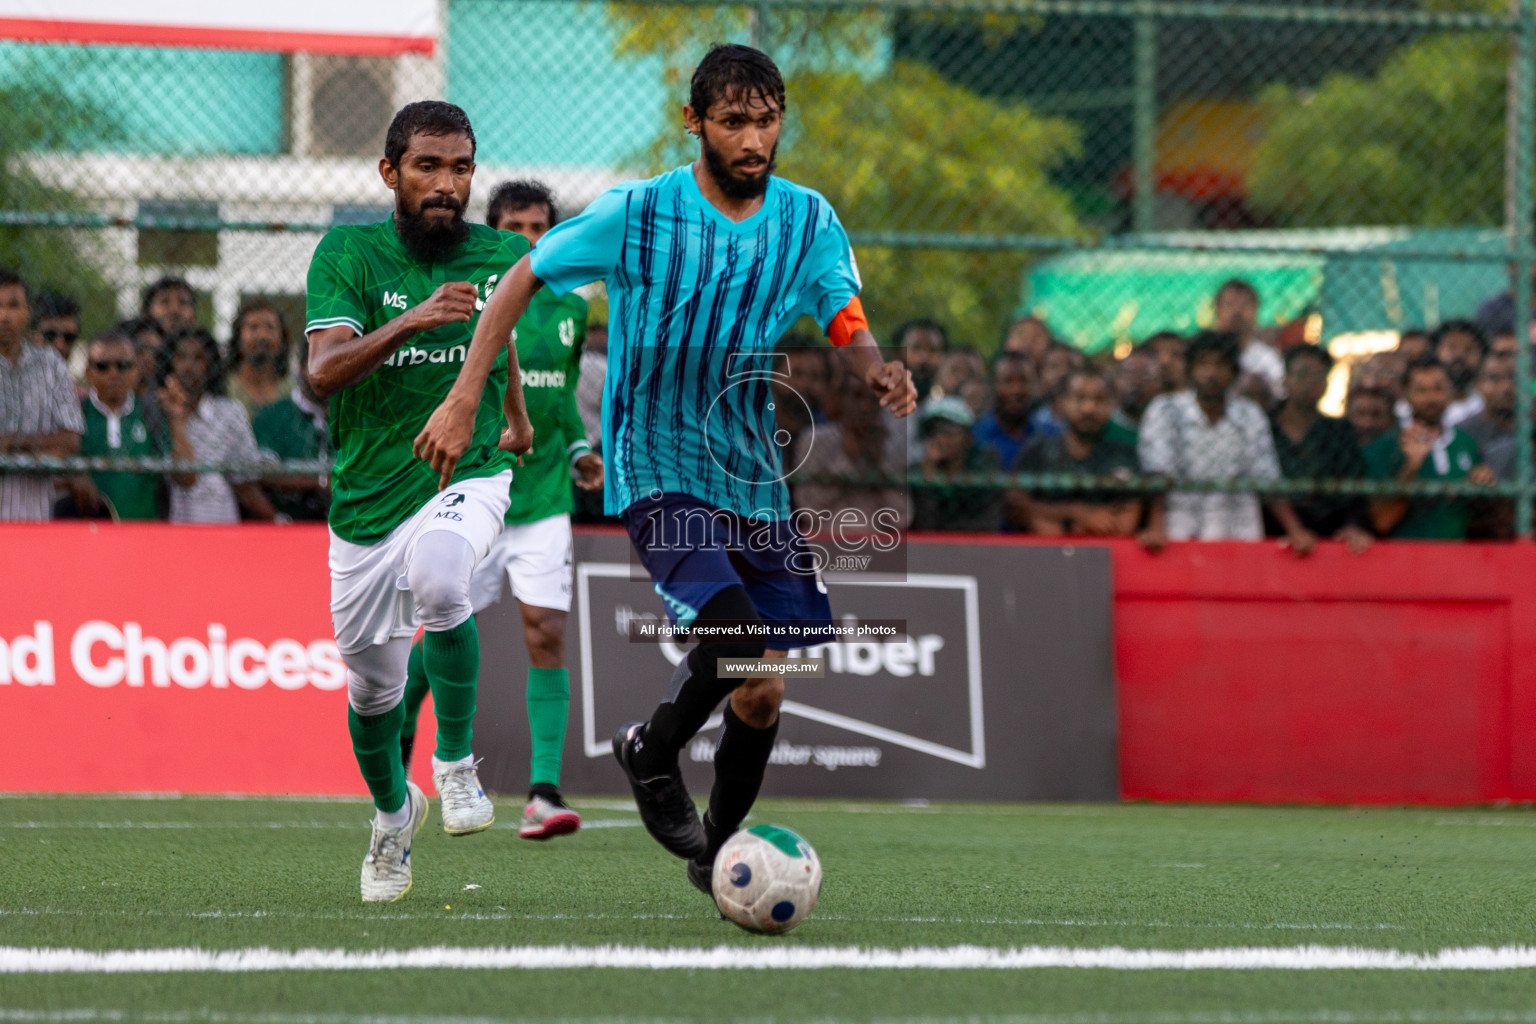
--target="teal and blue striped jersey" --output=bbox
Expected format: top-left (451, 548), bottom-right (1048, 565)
top-left (529, 165), bottom-right (861, 520)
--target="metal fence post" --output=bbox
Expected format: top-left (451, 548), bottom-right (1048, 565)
top-left (1510, 0), bottom-right (1535, 537)
top-left (1132, 1), bottom-right (1157, 234)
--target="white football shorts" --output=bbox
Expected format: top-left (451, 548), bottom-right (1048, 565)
top-left (468, 512), bottom-right (574, 614)
top-left (327, 471), bottom-right (512, 655)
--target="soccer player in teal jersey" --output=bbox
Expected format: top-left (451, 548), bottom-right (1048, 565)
top-left (400, 180), bottom-right (603, 840)
top-left (416, 46), bottom-right (917, 898)
top-left (305, 102), bottom-right (534, 902)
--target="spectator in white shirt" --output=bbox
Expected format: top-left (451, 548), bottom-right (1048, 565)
top-left (1433, 319), bottom-right (1488, 429)
top-left (1137, 330), bottom-right (1314, 554)
top-left (158, 327), bottom-right (278, 524)
top-left (1213, 278), bottom-right (1284, 408)
top-left (0, 268), bottom-right (83, 521)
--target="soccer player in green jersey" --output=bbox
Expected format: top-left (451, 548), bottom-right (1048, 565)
top-left (304, 101), bottom-right (534, 903)
top-left (400, 180), bottom-right (603, 841)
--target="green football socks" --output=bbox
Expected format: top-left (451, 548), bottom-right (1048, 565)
top-left (348, 702), bottom-right (407, 814)
top-left (423, 618), bottom-right (480, 762)
top-left (527, 666), bottom-right (570, 787)
top-left (399, 639), bottom-right (429, 746)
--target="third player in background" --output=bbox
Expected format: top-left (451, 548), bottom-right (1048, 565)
top-left (401, 180), bottom-right (602, 839)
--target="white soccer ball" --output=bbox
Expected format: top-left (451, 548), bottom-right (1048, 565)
top-left (711, 824), bottom-right (822, 934)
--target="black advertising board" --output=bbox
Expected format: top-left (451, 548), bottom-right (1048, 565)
top-left (471, 532), bottom-right (1117, 802)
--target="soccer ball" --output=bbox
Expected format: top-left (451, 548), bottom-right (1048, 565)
top-left (711, 824), bottom-right (822, 934)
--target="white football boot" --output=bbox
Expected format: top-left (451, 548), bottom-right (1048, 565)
top-left (518, 794), bottom-right (582, 840)
top-left (360, 781), bottom-right (427, 903)
top-left (434, 758), bottom-right (495, 835)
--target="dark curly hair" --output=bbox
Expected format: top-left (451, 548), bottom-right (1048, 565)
top-left (384, 100), bottom-right (475, 169)
top-left (689, 43), bottom-right (786, 120)
top-left (486, 180), bottom-right (559, 231)
top-left (158, 327), bottom-right (226, 396)
top-left (226, 300), bottom-right (291, 380)
top-left (1183, 330), bottom-right (1242, 376)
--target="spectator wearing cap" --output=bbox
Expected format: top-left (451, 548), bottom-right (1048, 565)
top-left (1107, 346), bottom-right (1161, 445)
top-left (1137, 330), bottom-right (1315, 552)
top-left (0, 268), bottom-right (83, 521)
top-left (253, 336), bottom-right (330, 522)
top-left (1007, 367), bottom-right (1140, 537)
top-left (1431, 320), bottom-right (1488, 428)
top-left (973, 352), bottom-right (1035, 471)
top-left (1366, 358), bottom-right (1495, 540)
top-left (911, 396), bottom-right (1002, 532)
top-left (158, 327), bottom-right (279, 524)
top-left (1213, 278), bottom-right (1284, 407)
top-left (141, 276), bottom-right (199, 337)
top-left (227, 300), bottom-right (292, 418)
top-left (67, 330), bottom-right (191, 521)
top-left (1268, 345), bottom-right (1372, 554)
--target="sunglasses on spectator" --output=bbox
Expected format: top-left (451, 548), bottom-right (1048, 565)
top-left (90, 359), bottom-right (135, 372)
top-left (41, 329), bottom-right (79, 344)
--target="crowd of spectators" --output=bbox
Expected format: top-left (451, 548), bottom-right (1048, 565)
top-left (770, 277), bottom-right (1525, 547)
top-left (0, 263), bottom-right (1525, 546)
top-left (0, 270), bottom-right (329, 524)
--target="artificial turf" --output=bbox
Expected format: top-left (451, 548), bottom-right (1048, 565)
top-left (3, 795), bottom-right (1536, 1019)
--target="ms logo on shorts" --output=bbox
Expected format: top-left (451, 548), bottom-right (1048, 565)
top-left (435, 492), bottom-right (466, 521)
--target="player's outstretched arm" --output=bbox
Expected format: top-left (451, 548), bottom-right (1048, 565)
top-left (415, 253), bottom-right (542, 487)
top-left (308, 281), bottom-right (479, 400)
top-left (823, 297), bottom-right (916, 418)
top-left (833, 329), bottom-right (917, 419)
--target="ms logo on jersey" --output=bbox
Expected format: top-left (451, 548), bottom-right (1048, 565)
top-left (382, 291), bottom-right (408, 311)
top-left (559, 319), bottom-right (577, 347)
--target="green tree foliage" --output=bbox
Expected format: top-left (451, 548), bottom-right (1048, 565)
top-left (606, 4), bottom-right (1083, 347)
top-left (0, 56), bottom-right (119, 333)
top-left (1247, 32), bottom-right (1505, 227)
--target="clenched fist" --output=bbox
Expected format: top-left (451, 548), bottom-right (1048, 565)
top-left (407, 281), bottom-right (479, 333)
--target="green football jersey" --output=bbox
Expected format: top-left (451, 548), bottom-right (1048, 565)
top-left (305, 217), bottom-right (530, 544)
top-left (507, 288), bottom-right (590, 525)
top-left (80, 393), bottom-right (163, 521)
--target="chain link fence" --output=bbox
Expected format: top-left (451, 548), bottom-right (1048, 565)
top-left (0, 0), bottom-right (1532, 540)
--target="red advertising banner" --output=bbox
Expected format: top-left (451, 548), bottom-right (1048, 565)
top-left (0, 523), bottom-right (435, 796)
top-left (7, 524), bottom-right (1536, 803)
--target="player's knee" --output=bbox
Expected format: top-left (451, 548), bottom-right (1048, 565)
top-left (527, 623), bottom-right (564, 665)
top-left (408, 533), bottom-right (476, 630)
top-left (347, 669), bottom-right (405, 717)
top-left (732, 675), bottom-right (784, 727)
top-left (522, 607), bottom-right (565, 666)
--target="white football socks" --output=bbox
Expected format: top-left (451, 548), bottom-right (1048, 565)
top-left (432, 753), bottom-right (475, 773)
top-left (376, 802), bottom-right (411, 829)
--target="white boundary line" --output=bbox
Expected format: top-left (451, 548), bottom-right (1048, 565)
top-left (26, 1016), bottom-right (1536, 1024)
top-left (7, 944), bottom-right (1536, 973)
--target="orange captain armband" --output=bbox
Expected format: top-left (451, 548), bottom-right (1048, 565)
top-left (827, 297), bottom-right (869, 348)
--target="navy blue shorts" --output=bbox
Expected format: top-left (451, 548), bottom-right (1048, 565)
top-left (622, 493), bottom-right (833, 650)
